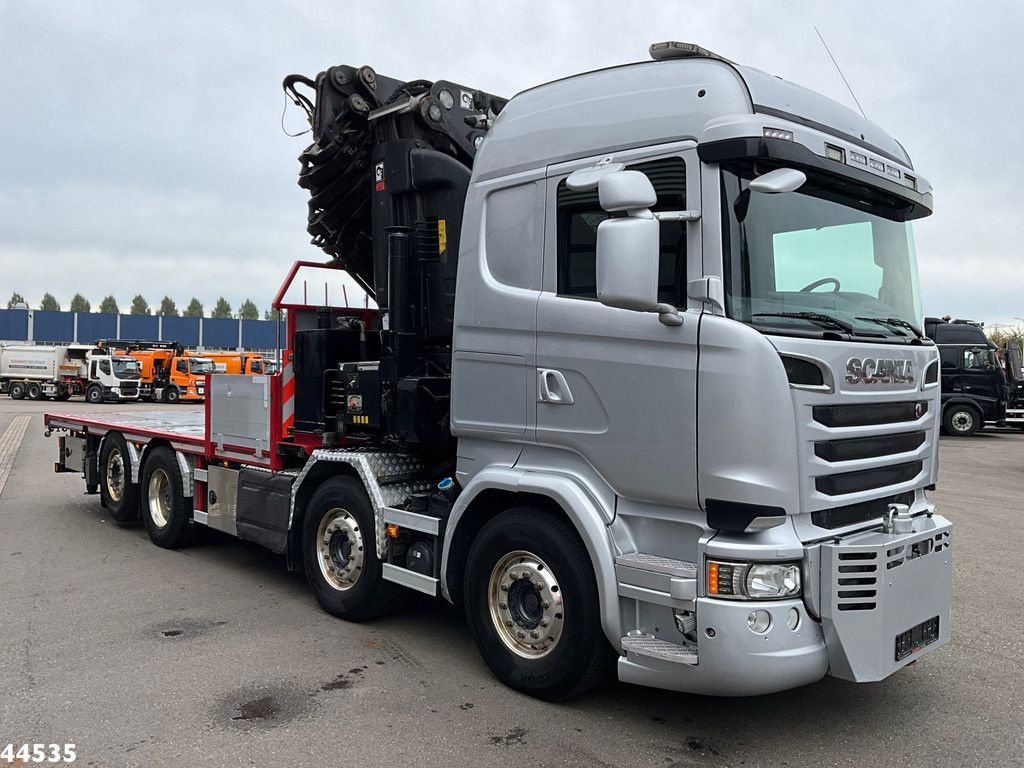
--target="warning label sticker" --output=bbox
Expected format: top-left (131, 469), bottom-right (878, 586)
top-left (438, 219), bottom-right (447, 254)
top-left (375, 161), bottom-right (385, 192)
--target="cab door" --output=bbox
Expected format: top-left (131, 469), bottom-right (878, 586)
top-left (535, 143), bottom-right (701, 507)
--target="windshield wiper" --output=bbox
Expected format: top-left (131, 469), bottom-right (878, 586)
top-left (855, 316), bottom-right (924, 339)
top-left (751, 311), bottom-right (854, 334)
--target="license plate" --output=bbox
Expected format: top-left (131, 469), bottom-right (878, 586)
top-left (895, 616), bottom-right (940, 661)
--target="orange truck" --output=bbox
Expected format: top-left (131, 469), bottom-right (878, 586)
top-left (96, 340), bottom-right (210, 403)
top-left (200, 351), bottom-right (266, 375)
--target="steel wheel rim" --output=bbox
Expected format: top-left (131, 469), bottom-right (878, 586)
top-left (316, 508), bottom-right (364, 591)
top-left (106, 448), bottom-right (126, 502)
top-left (953, 411), bottom-right (973, 432)
top-left (147, 468), bottom-right (171, 528)
top-left (488, 550), bottom-right (564, 659)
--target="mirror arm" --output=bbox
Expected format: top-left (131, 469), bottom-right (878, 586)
top-left (653, 303), bottom-right (683, 327)
top-left (652, 210), bottom-right (701, 222)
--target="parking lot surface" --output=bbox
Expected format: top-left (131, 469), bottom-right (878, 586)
top-left (1, 400), bottom-right (1022, 768)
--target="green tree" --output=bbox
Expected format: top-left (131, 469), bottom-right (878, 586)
top-left (211, 297), bottom-right (232, 319)
top-left (98, 296), bottom-right (119, 314)
top-left (69, 293), bottom-right (91, 313)
top-left (6, 292), bottom-right (26, 309)
top-left (183, 298), bottom-right (204, 317)
top-left (129, 294), bottom-right (151, 315)
top-left (238, 299), bottom-right (259, 320)
top-left (158, 296), bottom-right (178, 316)
top-left (40, 293), bottom-right (60, 311)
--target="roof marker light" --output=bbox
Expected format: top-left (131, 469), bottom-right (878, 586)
top-left (868, 158), bottom-right (885, 172)
top-left (886, 165), bottom-right (902, 180)
top-left (850, 151), bottom-right (868, 165)
top-left (649, 41), bottom-right (731, 62)
top-left (763, 127), bottom-right (793, 141)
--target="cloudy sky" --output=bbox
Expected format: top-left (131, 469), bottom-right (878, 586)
top-left (2, 1), bottom-right (1022, 325)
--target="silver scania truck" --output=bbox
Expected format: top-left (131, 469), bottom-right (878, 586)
top-left (48, 42), bottom-right (950, 701)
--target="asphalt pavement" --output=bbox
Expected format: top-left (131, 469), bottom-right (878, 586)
top-left (1, 399), bottom-right (1021, 768)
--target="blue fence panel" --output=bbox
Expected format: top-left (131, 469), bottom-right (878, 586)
top-left (77, 313), bottom-right (118, 344)
top-left (241, 319), bottom-right (277, 350)
top-left (33, 310), bottom-right (75, 343)
top-left (161, 316), bottom-right (201, 347)
top-left (202, 318), bottom-right (239, 348)
top-left (119, 314), bottom-right (159, 340)
top-left (0, 309), bottom-right (29, 341)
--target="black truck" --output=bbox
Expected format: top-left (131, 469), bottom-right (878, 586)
top-left (924, 317), bottom-right (1008, 436)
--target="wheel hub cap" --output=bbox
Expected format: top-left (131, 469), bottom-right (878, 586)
top-left (106, 448), bottom-right (125, 502)
top-left (488, 550), bottom-right (564, 658)
top-left (148, 468), bottom-right (171, 528)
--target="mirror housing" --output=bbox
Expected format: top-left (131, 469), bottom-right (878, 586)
top-left (748, 167), bottom-right (807, 194)
top-left (598, 170), bottom-right (657, 214)
top-left (596, 217), bottom-right (660, 311)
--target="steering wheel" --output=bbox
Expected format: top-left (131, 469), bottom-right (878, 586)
top-left (800, 277), bottom-right (841, 293)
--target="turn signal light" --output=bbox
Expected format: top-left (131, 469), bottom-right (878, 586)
top-left (385, 524), bottom-right (400, 539)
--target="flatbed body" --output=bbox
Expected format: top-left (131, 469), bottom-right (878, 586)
top-left (45, 409), bottom-right (207, 451)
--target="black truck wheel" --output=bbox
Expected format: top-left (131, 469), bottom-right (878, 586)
top-left (9, 382), bottom-right (26, 400)
top-left (943, 404), bottom-right (981, 437)
top-left (86, 385), bottom-right (104, 404)
top-left (26, 382), bottom-right (42, 400)
top-left (164, 386), bottom-right (180, 404)
top-left (302, 476), bottom-right (403, 621)
top-left (464, 508), bottom-right (614, 701)
top-left (140, 447), bottom-right (195, 548)
top-left (99, 433), bottom-right (139, 523)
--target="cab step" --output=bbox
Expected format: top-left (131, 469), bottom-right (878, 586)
top-left (621, 631), bottom-right (699, 664)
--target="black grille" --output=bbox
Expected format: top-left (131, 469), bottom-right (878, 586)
top-left (814, 431), bottom-right (926, 462)
top-left (815, 462), bottom-right (922, 496)
top-left (812, 492), bottom-right (914, 529)
top-left (813, 401), bottom-right (927, 428)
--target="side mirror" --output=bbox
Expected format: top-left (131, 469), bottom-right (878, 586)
top-left (593, 171), bottom-right (683, 326)
top-left (748, 167), bottom-right (807, 194)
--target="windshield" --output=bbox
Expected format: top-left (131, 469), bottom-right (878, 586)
top-left (190, 359), bottom-right (215, 375)
top-left (112, 358), bottom-right (140, 379)
top-left (721, 163), bottom-right (923, 341)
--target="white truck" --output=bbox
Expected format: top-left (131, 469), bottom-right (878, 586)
top-left (2, 344), bottom-right (141, 402)
top-left (45, 42), bottom-right (950, 701)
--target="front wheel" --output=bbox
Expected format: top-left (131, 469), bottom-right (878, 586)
top-left (464, 508), bottom-right (614, 701)
top-left (86, 385), bottom-right (103, 404)
top-left (302, 476), bottom-right (403, 621)
top-left (943, 404), bottom-right (981, 437)
top-left (163, 386), bottom-right (180, 404)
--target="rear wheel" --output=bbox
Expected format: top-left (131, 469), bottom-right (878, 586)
top-left (26, 382), bottom-right (42, 400)
top-left (302, 476), bottom-right (403, 621)
top-left (141, 447), bottom-right (195, 548)
top-left (9, 382), bottom-right (25, 400)
top-left (99, 433), bottom-right (139, 524)
top-left (86, 385), bottom-right (103, 404)
top-left (464, 508), bottom-right (614, 701)
top-left (943, 404), bottom-right (981, 437)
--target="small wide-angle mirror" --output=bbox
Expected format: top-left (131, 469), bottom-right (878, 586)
top-left (597, 170), bottom-right (657, 213)
top-left (748, 167), bottom-right (807, 194)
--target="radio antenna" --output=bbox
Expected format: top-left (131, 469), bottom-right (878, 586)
top-left (814, 25), bottom-right (867, 119)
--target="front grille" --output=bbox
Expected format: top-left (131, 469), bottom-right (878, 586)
top-left (834, 551), bottom-right (879, 611)
top-left (814, 431), bottom-right (925, 462)
top-left (812, 492), bottom-right (914, 529)
top-left (815, 461), bottom-right (922, 496)
top-left (813, 401), bottom-right (927, 428)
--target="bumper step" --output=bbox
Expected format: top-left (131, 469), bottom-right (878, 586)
top-left (621, 632), bottom-right (698, 664)
top-left (615, 553), bottom-right (696, 578)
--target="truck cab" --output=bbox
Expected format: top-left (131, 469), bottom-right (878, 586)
top-left (85, 351), bottom-right (141, 403)
top-left (924, 317), bottom-right (1007, 435)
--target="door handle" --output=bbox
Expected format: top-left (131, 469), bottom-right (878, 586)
top-left (538, 369), bottom-right (574, 405)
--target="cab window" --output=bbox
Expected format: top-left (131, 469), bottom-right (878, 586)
top-left (556, 157), bottom-right (686, 304)
top-left (176, 359), bottom-right (188, 374)
top-left (939, 348), bottom-right (959, 370)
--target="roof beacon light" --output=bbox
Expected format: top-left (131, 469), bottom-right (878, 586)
top-left (649, 41), bottom-right (731, 63)
top-left (763, 127), bottom-right (794, 141)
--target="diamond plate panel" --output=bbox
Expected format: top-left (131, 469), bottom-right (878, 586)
top-left (615, 553), bottom-right (697, 578)
top-left (621, 633), bottom-right (698, 664)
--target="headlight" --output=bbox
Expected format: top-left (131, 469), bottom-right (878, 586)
top-left (707, 560), bottom-right (801, 600)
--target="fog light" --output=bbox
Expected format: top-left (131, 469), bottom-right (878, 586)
top-left (787, 607), bottom-right (800, 631)
top-left (748, 610), bottom-right (771, 634)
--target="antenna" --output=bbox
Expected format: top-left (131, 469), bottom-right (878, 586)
top-left (814, 25), bottom-right (867, 119)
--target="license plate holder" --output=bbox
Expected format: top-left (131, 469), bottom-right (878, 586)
top-left (895, 615), bottom-right (940, 661)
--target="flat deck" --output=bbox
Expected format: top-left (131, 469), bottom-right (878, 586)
top-left (45, 410), bottom-right (206, 447)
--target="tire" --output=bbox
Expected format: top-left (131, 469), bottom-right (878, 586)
top-left (164, 386), bottom-right (180, 404)
top-left (140, 447), bottom-right (195, 548)
top-left (464, 508), bottom-right (615, 701)
top-left (99, 433), bottom-right (140, 524)
top-left (26, 382), bottom-right (42, 400)
top-left (86, 385), bottom-right (104, 404)
top-left (943, 404), bottom-right (981, 437)
top-left (9, 382), bottom-right (26, 400)
top-left (302, 476), bottom-right (403, 621)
